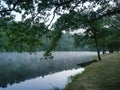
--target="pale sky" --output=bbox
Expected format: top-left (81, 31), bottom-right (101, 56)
top-left (12, 11), bottom-right (22, 21)
top-left (10, 2), bottom-right (92, 34)
top-left (10, 1), bottom-right (106, 34)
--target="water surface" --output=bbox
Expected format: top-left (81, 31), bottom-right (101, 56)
top-left (0, 68), bottom-right (84, 90)
top-left (0, 51), bottom-right (96, 90)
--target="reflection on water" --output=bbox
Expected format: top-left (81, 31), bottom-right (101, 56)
top-left (0, 68), bottom-right (84, 90)
top-left (0, 52), bottom-right (96, 90)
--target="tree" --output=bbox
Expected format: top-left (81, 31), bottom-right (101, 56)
top-left (102, 15), bottom-right (120, 53)
top-left (0, 17), bottom-right (47, 52)
top-left (73, 19), bottom-right (103, 61)
top-left (0, 0), bottom-right (120, 58)
top-left (0, 0), bottom-right (120, 18)
top-left (73, 15), bottom-right (120, 56)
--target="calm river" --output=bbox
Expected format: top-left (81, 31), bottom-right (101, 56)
top-left (0, 51), bottom-right (96, 90)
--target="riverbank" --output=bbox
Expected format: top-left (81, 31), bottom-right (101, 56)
top-left (65, 53), bottom-right (120, 90)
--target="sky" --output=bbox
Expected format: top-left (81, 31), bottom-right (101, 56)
top-left (11, 2), bottom-right (89, 21)
top-left (8, 1), bottom-right (114, 34)
top-left (12, 12), bottom-right (22, 21)
top-left (10, 2), bottom-right (96, 34)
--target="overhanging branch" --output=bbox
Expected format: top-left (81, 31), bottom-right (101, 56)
top-left (93, 8), bottom-right (120, 21)
top-left (50, 0), bottom-right (74, 7)
top-left (47, 7), bottom-right (59, 28)
top-left (0, 0), bottom-right (21, 15)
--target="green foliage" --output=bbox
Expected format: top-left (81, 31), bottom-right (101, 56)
top-left (73, 16), bottom-right (120, 53)
top-left (0, 18), bottom-right (47, 52)
top-left (0, 0), bottom-right (120, 55)
top-left (44, 29), bottom-right (63, 57)
top-left (54, 11), bottom-right (89, 31)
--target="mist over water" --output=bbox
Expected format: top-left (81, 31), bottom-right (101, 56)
top-left (0, 51), bottom-right (96, 90)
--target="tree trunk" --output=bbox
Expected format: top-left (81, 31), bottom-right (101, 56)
top-left (91, 25), bottom-right (101, 61)
top-left (102, 49), bottom-right (105, 54)
top-left (102, 45), bottom-right (106, 54)
top-left (95, 39), bottom-right (101, 61)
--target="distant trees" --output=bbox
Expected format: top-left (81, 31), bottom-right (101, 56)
top-left (56, 32), bottom-right (87, 51)
top-left (56, 32), bottom-right (75, 51)
top-left (0, 27), bottom-right (84, 52)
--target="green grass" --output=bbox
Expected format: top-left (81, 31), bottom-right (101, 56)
top-left (65, 53), bottom-right (120, 90)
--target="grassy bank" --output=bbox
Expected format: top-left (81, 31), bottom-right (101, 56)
top-left (65, 53), bottom-right (120, 90)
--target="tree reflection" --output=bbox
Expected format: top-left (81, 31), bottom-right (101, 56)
top-left (0, 52), bottom-right (95, 88)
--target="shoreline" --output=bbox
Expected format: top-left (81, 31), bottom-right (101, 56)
top-left (65, 53), bottom-right (120, 90)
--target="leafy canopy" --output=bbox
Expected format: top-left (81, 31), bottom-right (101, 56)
top-left (0, 0), bottom-right (120, 55)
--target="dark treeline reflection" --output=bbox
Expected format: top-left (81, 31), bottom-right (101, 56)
top-left (0, 52), bottom-right (96, 88)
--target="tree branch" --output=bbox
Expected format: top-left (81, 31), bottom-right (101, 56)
top-left (50, 0), bottom-right (74, 7)
top-left (70, 0), bottom-right (87, 11)
top-left (0, 0), bottom-right (21, 14)
top-left (94, 8), bottom-right (120, 21)
top-left (110, 23), bottom-right (120, 31)
top-left (47, 7), bottom-right (59, 28)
